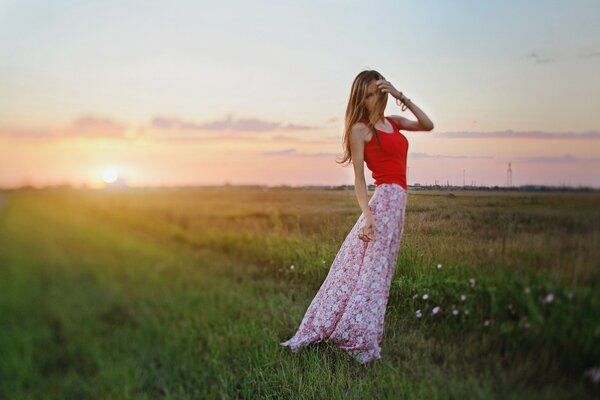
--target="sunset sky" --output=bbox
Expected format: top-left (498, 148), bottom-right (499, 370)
top-left (1, 1), bottom-right (599, 188)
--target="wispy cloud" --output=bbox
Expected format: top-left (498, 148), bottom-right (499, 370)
top-left (0, 114), bottom-right (136, 140)
top-left (65, 115), bottom-right (128, 138)
top-left (516, 154), bottom-right (600, 163)
top-left (578, 50), bottom-right (600, 59)
top-left (527, 49), bottom-right (600, 63)
top-left (0, 113), bottom-right (317, 141)
top-left (0, 125), bottom-right (57, 139)
top-left (3, 115), bottom-right (598, 147)
top-left (269, 135), bottom-right (335, 143)
top-left (435, 129), bottom-right (600, 140)
top-left (527, 51), bottom-right (554, 64)
top-left (151, 114), bottom-right (316, 132)
top-left (261, 148), bottom-right (338, 157)
top-left (409, 152), bottom-right (493, 159)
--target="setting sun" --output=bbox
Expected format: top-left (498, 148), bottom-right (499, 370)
top-left (102, 168), bottom-right (119, 184)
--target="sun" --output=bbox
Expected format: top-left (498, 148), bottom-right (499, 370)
top-left (102, 168), bottom-right (119, 184)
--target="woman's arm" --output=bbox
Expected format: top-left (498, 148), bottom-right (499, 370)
top-left (376, 79), bottom-right (434, 131)
top-left (349, 124), bottom-right (373, 218)
top-left (390, 100), bottom-right (434, 131)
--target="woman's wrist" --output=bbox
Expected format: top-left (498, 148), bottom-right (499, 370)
top-left (393, 91), bottom-right (406, 100)
top-left (395, 92), bottom-right (411, 111)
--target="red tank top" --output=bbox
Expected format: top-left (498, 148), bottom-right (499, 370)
top-left (363, 116), bottom-right (409, 190)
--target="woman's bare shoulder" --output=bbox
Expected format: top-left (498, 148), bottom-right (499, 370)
top-left (350, 122), bottom-right (370, 143)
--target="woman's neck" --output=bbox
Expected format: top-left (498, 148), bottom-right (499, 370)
top-left (367, 113), bottom-right (385, 123)
top-left (372, 116), bottom-right (386, 126)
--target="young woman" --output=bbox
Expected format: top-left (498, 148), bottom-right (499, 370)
top-left (280, 70), bottom-right (434, 364)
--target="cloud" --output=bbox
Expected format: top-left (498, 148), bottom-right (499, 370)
top-left (281, 123), bottom-right (314, 131)
top-left (261, 148), bottom-right (338, 157)
top-left (151, 114), bottom-right (317, 132)
top-left (0, 125), bottom-right (58, 139)
top-left (527, 51), bottom-right (554, 64)
top-left (0, 114), bottom-right (136, 140)
top-left (435, 129), bottom-right (600, 140)
top-left (151, 133), bottom-right (336, 144)
top-left (152, 134), bottom-right (227, 143)
top-left (516, 154), bottom-right (600, 163)
top-left (579, 50), bottom-right (600, 59)
top-left (409, 152), bottom-right (493, 159)
top-left (151, 117), bottom-right (207, 131)
top-left (0, 113), bottom-right (317, 142)
top-left (268, 134), bottom-right (338, 143)
top-left (65, 115), bottom-right (127, 138)
top-left (528, 49), bottom-right (600, 63)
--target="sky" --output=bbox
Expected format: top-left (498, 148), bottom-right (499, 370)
top-left (1, 0), bottom-right (599, 188)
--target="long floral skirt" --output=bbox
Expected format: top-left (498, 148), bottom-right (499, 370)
top-left (280, 183), bottom-right (408, 364)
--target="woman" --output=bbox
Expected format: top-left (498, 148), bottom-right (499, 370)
top-left (280, 70), bottom-right (434, 364)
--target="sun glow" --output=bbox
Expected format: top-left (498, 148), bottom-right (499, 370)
top-left (102, 168), bottom-right (119, 184)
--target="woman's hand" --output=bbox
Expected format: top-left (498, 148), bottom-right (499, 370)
top-left (358, 214), bottom-right (377, 243)
top-left (376, 79), bottom-right (405, 101)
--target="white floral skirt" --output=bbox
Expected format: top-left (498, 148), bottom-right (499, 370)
top-left (280, 183), bottom-right (408, 364)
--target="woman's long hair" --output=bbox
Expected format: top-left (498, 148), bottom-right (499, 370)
top-left (336, 70), bottom-right (388, 167)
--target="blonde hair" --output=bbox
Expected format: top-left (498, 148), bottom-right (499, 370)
top-left (336, 70), bottom-right (387, 166)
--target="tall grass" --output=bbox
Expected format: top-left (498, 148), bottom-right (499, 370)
top-left (1, 187), bottom-right (598, 398)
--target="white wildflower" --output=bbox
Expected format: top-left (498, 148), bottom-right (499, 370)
top-left (483, 319), bottom-right (490, 327)
top-left (289, 264), bottom-right (295, 270)
top-left (432, 306), bottom-right (441, 314)
top-left (422, 293), bottom-right (429, 300)
top-left (412, 294), bottom-right (418, 299)
top-left (415, 309), bottom-right (423, 318)
top-left (469, 278), bottom-right (476, 287)
top-left (584, 367), bottom-right (600, 385)
top-left (543, 293), bottom-right (554, 304)
top-left (436, 263), bottom-right (443, 270)
top-left (452, 308), bottom-right (459, 316)
top-left (460, 294), bottom-right (466, 301)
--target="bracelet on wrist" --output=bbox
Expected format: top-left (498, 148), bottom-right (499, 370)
top-left (395, 95), bottom-right (411, 111)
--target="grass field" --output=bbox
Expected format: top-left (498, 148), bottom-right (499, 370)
top-left (1, 187), bottom-right (599, 399)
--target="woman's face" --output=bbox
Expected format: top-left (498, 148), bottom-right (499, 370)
top-left (363, 80), bottom-right (381, 113)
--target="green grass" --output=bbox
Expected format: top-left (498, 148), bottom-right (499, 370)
top-left (0, 188), bottom-right (598, 399)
